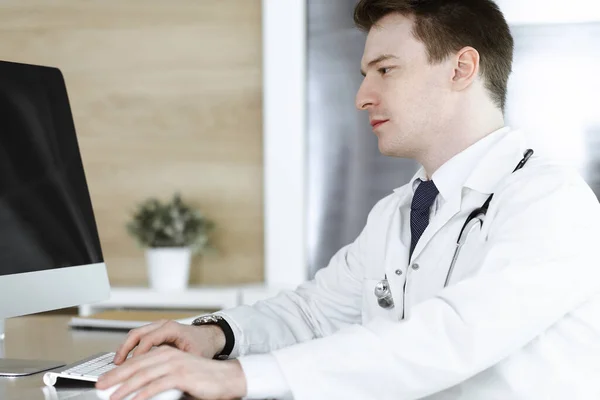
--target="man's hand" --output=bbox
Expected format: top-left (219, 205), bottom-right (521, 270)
top-left (113, 320), bottom-right (226, 364)
top-left (96, 346), bottom-right (247, 400)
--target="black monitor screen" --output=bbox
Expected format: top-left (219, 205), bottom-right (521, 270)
top-left (0, 60), bottom-right (103, 277)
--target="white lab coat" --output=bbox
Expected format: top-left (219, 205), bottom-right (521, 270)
top-left (221, 130), bottom-right (600, 399)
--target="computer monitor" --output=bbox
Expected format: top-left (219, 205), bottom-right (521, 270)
top-left (0, 60), bottom-right (111, 375)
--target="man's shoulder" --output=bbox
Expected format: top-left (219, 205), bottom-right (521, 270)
top-left (496, 154), bottom-right (598, 208)
top-left (507, 154), bottom-right (585, 186)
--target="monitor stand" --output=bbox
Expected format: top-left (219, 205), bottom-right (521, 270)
top-left (0, 358), bottom-right (65, 377)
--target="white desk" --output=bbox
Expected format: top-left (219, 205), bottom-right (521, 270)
top-left (0, 316), bottom-right (134, 400)
top-left (78, 285), bottom-right (289, 316)
top-left (0, 316), bottom-right (284, 400)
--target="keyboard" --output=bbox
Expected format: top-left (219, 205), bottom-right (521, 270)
top-left (43, 352), bottom-right (130, 386)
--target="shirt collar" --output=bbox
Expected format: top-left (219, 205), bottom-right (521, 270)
top-left (406, 126), bottom-right (512, 201)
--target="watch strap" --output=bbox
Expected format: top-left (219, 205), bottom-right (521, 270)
top-left (192, 315), bottom-right (235, 360)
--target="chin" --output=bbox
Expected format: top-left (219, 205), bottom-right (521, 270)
top-left (377, 138), bottom-right (406, 158)
top-left (376, 125), bottom-right (416, 158)
top-left (378, 144), bottom-right (396, 157)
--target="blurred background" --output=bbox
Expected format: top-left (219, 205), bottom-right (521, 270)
top-left (1, 0), bottom-right (598, 297)
top-left (0, 0), bottom-right (263, 288)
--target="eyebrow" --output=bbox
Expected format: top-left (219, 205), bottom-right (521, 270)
top-left (360, 54), bottom-right (399, 76)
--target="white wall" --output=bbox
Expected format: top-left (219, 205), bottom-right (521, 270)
top-left (262, 0), bottom-right (306, 288)
top-left (495, 0), bottom-right (600, 25)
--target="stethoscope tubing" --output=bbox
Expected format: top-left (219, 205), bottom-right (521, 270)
top-left (444, 211), bottom-right (485, 287)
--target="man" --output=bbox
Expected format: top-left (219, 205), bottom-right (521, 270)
top-left (96, 1), bottom-right (600, 399)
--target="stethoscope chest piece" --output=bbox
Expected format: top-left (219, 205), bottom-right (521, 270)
top-left (374, 279), bottom-right (395, 309)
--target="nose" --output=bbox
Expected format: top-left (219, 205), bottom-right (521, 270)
top-left (355, 78), bottom-right (378, 110)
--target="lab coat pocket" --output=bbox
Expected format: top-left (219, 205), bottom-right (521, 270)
top-left (361, 279), bottom-right (397, 325)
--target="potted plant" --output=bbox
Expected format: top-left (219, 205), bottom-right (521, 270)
top-left (126, 193), bottom-right (215, 292)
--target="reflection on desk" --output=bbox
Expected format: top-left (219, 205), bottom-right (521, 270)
top-left (0, 316), bottom-right (127, 400)
top-left (43, 385), bottom-right (97, 400)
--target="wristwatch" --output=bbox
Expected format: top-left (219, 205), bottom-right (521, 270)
top-left (192, 314), bottom-right (234, 360)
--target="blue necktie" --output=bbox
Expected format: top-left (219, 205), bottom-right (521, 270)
top-left (410, 179), bottom-right (439, 259)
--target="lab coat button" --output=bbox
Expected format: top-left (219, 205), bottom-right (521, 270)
top-left (395, 269), bottom-right (403, 275)
top-left (411, 263), bottom-right (420, 270)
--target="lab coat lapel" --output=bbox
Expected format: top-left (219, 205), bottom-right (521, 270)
top-left (386, 186), bottom-right (412, 267)
top-left (385, 186), bottom-right (413, 320)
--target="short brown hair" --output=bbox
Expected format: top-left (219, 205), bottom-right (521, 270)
top-left (354, 0), bottom-right (514, 112)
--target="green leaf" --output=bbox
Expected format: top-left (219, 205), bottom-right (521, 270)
top-left (125, 193), bottom-right (216, 255)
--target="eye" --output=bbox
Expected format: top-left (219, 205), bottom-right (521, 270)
top-left (378, 66), bottom-right (392, 75)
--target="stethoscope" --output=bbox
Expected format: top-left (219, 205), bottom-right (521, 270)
top-left (375, 149), bottom-right (535, 309)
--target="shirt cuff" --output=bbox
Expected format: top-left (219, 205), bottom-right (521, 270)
top-left (238, 353), bottom-right (293, 400)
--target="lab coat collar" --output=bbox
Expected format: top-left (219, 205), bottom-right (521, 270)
top-left (393, 126), bottom-right (523, 197)
top-left (406, 126), bottom-right (512, 202)
top-left (464, 128), bottom-right (528, 195)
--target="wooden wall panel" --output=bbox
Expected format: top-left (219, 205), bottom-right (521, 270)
top-left (0, 0), bottom-right (263, 286)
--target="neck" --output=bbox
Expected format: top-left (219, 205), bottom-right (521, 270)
top-left (419, 105), bottom-right (505, 178)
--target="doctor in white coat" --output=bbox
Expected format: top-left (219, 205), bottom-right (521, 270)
top-left (97, 1), bottom-right (600, 399)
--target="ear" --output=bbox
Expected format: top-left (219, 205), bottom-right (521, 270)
top-left (452, 46), bottom-right (480, 91)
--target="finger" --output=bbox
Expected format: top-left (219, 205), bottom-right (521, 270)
top-left (131, 321), bottom-right (181, 358)
top-left (114, 321), bottom-right (168, 364)
top-left (98, 346), bottom-right (173, 390)
top-left (110, 357), bottom-right (175, 400)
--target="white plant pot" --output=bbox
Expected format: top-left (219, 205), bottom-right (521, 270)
top-left (146, 247), bottom-right (192, 292)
